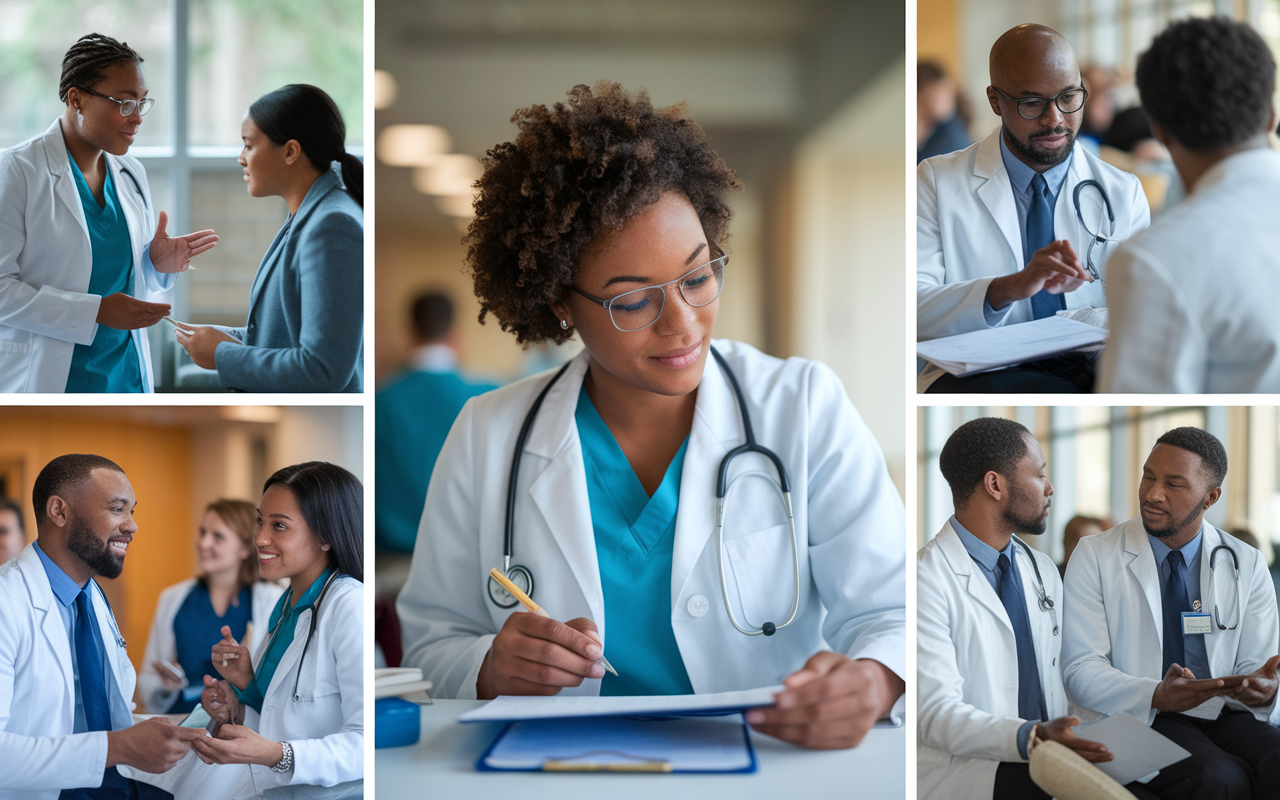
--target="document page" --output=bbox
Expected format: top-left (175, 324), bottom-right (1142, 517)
top-left (916, 316), bottom-right (1107, 376)
top-left (1076, 713), bottom-right (1191, 785)
top-left (459, 685), bottom-right (783, 723)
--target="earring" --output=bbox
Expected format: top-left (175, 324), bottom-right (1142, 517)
top-left (561, 319), bottom-right (569, 330)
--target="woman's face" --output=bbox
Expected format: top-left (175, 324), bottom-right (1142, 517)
top-left (558, 191), bottom-right (719, 398)
top-left (67, 61), bottom-right (147, 156)
top-left (254, 484), bottom-right (330, 587)
top-left (197, 510), bottom-right (250, 578)
top-left (238, 114), bottom-right (289, 198)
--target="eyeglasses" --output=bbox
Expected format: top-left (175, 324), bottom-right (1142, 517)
top-left (993, 86), bottom-right (1087, 120)
top-left (569, 244), bottom-right (727, 332)
top-left (75, 86), bottom-right (154, 117)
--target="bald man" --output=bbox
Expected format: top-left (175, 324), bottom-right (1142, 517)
top-left (918, 24), bottom-right (1150, 393)
top-left (0, 454), bottom-right (201, 799)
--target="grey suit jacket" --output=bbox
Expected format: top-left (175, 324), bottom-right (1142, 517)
top-left (215, 168), bottom-right (363, 392)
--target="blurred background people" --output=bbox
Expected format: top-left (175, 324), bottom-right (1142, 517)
top-left (137, 499), bottom-right (284, 714)
top-left (0, 496), bottom-right (26, 564)
top-left (1060, 514), bottom-right (1105, 574)
top-left (1077, 64), bottom-right (1116, 152)
top-left (918, 60), bottom-right (972, 162)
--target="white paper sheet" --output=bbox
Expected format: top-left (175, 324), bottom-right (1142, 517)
top-left (458, 685), bottom-right (784, 723)
top-left (1076, 712), bottom-right (1191, 785)
top-left (916, 315), bottom-right (1108, 377)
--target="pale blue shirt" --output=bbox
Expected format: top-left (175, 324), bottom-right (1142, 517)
top-left (33, 540), bottom-right (105, 733)
top-left (1149, 526), bottom-right (1210, 682)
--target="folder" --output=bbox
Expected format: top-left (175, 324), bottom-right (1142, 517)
top-left (477, 714), bottom-right (758, 773)
top-left (916, 315), bottom-right (1107, 377)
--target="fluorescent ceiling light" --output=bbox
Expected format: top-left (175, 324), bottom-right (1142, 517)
top-left (374, 70), bottom-right (398, 110)
top-left (377, 124), bottom-right (450, 167)
top-left (412, 154), bottom-right (483, 196)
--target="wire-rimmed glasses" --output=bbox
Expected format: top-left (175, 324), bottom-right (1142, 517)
top-left (993, 86), bottom-right (1087, 120)
top-left (75, 86), bottom-right (155, 117)
top-left (569, 244), bottom-right (727, 332)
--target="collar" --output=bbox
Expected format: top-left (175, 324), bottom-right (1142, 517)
top-left (999, 128), bottom-right (1073, 196)
top-left (1148, 523), bottom-right (1204, 567)
top-left (32, 539), bottom-right (87, 607)
top-left (950, 515), bottom-right (1016, 571)
top-left (412, 344), bottom-right (458, 373)
top-left (1191, 146), bottom-right (1280, 196)
top-left (291, 166), bottom-right (343, 229)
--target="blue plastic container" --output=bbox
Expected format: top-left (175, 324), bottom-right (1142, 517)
top-left (375, 697), bottom-right (422, 749)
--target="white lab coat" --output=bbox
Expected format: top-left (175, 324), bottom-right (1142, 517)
top-left (0, 544), bottom-right (138, 800)
top-left (1098, 148), bottom-right (1280, 393)
top-left (398, 339), bottom-right (906, 699)
top-left (916, 128), bottom-right (1150, 390)
top-left (1062, 519), bottom-right (1280, 725)
top-left (137, 578), bottom-right (284, 714)
top-left (0, 119), bottom-right (176, 392)
top-left (123, 574), bottom-right (364, 800)
top-left (917, 521), bottom-right (1067, 800)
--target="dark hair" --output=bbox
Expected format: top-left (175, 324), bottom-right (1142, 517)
top-left (33, 454), bottom-right (125, 528)
top-left (411, 292), bottom-right (454, 342)
top-left (1135, 17), bottom-right (1275, 150)
top-left (939, 418), bottom-right (1033, 509)
top-left (202, 498), bottom-right (260, 589)
top-left (59, 33), bottom-right (144, 103)
top-left (248, 84), bottom-right (363, 208)
top-left (0, 497), bottom-right (23, 532)
top-left (1153, 427), bottom-right (1228, 490)
top-left (466, 80), bottom-right (742, 346)
top-left (263, 462), bottom-right (363, 582)
top-left (917, 60), bottom-right (947, 89)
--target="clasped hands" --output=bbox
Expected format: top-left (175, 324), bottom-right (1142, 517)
top-left (190, 626), bottom-right (284, 768)
top-left (477, 610), bottom-right (905, 751)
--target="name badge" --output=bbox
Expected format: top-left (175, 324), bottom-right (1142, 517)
top-left (1182, 612), bottom-right (1212, 635)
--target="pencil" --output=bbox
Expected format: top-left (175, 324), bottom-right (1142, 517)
top-left (488, 567), bottom-right (618, 677)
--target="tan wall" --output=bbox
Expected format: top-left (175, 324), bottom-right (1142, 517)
top-left (918, 0), bottom-right (962, 81)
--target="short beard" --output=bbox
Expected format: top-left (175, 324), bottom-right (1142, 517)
top-left (66, 519), bottom-right (124, 579)
top-left (1142, 502), bottom-right (1204, 540)
top-left (1003, 123), bottom-right (1076, 168)
top-left (1002, 482), bottom-right (1048, 537)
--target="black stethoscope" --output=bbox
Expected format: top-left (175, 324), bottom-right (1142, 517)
top-left (90, 579), bottom-right (129, 650)
top-left (119, 165), bottom-right (150, 215)
top-left (488, 345), bottom-right (802, 637)
top-left (1072, 178), bottom-right (1115, 281)
top-left (256, 570), bottom-right (340, 702)
top-left (1207, 543), bottom-right (1241, 631)
top-left (1012, 536), bottom-right (1059, 636)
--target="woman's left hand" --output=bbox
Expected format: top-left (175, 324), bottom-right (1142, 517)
top-left (150, 211), bottom-right (219, 273)
top-left (191, 723), bottom-right (284, 767)
top-left (174, 323), bottom-right (236, 370)
top-left (745, 652), bottom-right (904, 750)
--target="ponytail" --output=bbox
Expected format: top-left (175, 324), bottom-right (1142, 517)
top-left (248, 84), bottom-right (363, 208)
top-left (338, 152), bottom-right (364, 208)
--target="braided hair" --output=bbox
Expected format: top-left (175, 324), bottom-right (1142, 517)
top-left (248, 85), bottom-right (363, 208)
top-left (59, 33), bottom-right (144, 103)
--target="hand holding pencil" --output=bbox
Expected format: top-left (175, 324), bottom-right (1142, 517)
top-left (476, 567), bottom-right (616, 700)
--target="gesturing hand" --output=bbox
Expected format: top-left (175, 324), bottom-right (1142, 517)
top-left (106, 717), bottom-right (205, 773)
top-left (986, 239), bottom-right (1091, 310)
top-left (211, 625), bottom-right (253, 689)
top-left (1227, 655), bottom-right (1280, 707)
top-left (1037, 716), bottom-right (1112, 763)
top-left (173, 321), bottom-right (237, 370)
top-left (96, 293), bottom-right (170, 330)
top-left (1151, 663), bottom-right (1244, 712)
top-left (476, 612), bottom-right (605, 699)
top-left (746, 653), bottom-right (904, 750)
top-left (201, 674), bottom-right (243, 729)
top-left (149, 211), bottom-right (218, 273)
top-left (191, 723), bottom-right (283, 767)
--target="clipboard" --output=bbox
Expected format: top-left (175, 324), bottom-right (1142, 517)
top-left (476, 713), bottom-right (758, 774)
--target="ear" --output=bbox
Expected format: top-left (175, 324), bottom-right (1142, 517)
top-left (282, 139), bottom-right (304, 167)
top-left (986, 86), bottom-right (1001, 117)
top-left (1268, 105), bottom-right (1277, 136)
top-left (46, 495), bottom-right (71, 528)
top-left (1149, 120), bottom-right (1172, 149)
top-left (549, 299), bottom-right (573, 330)
top-left (982, 470), bottom-right (1005, 503)
top-left (320, 542), bottom-right (330, 552)
top-left (1204, 486), bottom-right (1222, 509)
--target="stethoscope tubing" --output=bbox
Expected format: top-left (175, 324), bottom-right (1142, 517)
top-left (255, 570), bottom-right (341, 703)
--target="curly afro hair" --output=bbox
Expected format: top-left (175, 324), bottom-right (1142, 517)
top-left (465, 81), bottom-right (742, 346)
top-left (939, 417), bottom-right (1032, 510)
top-left (1136, 17), bottom-right (1275, 151)
top-left (1154, 427), bottom-right (1228, 490)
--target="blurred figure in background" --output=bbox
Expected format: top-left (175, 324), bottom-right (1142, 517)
top-left (375, 291), bottom-right (498, 559)
top-left (1230, 528), bottom-right (1261, 551)
top-left (918, 61), bottom-right (971, 162)
top-left (1059, 514), bottom-right (1104, 575)
top-left (137, 499), bottom-right (283, 713)
top-left (0, 496), bottom-right (25, 564)
top-left (1077, 65), bottom-right (1117, 152)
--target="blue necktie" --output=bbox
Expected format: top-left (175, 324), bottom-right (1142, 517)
top-left (74, 588), bottom-right (111, 732)
top-left (1026, 172), bottom-right (1063, 320)
top-left (1162, 550), bottom-right (1190, 675)
top-left (997, 552), bottom-right (1048, 722)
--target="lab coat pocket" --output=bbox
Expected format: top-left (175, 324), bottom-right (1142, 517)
top-left (0, 338), bottom-right (32, 392)
top-left (287, 658), bottom-right (345, 740)
top-left (724, 522), bottom-right (794, 629)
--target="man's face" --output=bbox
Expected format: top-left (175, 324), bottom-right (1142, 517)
top-left (0, 509), bottom-right (25, 564)
top-left (63, 469), bottom-right (137, 580)
top-left (1139, 444), bottom-right (1215, 540)
top-left (1000, 434), bottom-right (1054, 536)
top-left (990, 57), bottom-right (1084, 169)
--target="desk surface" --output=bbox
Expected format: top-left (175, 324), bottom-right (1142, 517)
top-left (375, 700), bottom-right (906, 799)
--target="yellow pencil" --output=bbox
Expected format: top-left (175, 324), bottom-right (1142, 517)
top-left (488, 567), bottom-right (618, 677)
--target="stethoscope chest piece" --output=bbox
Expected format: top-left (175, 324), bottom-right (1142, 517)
top-left (488, 564), bottom-right (534, 609)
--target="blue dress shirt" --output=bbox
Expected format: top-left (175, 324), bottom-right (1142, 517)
top-left (1149, 526), bottom-right (1210, 682)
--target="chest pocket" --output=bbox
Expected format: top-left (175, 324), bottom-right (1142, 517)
top-left (279, 611), bottom-right (344, 740)
top-left (723, 521), bottom-right (796, 628)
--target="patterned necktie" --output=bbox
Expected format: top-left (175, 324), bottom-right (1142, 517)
top-left (1027, 172), bottom-right (1064, 320)
top-left (997, 552), bottom-right (1048, 722)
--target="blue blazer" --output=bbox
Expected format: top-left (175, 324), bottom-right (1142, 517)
top-left (214, 168), bottom-right (363, 392)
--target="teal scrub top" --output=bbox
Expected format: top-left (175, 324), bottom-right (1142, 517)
top-left (575, 387), bottom-right (695, 696)
top-left (65, 151), bottom-right (144, 393)
top-left (238, 568), bottom-right (334, 713)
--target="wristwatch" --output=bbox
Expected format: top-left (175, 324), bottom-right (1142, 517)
top-left (271, 741), bottom-right (294, 774)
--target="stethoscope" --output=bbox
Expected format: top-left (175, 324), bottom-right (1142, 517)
top-left (119, 166), bottom-right (150, 215)
top-left (256, 570), bottom-right (340, 702)
top-left (1072, 179), bottom-right (1116, 282)
top-left (1206, 543), bottom-right (1241, 631)
top-left (1012, 536), bottom-right (1059, 636)
top-left (488, 345), bottom-right (802, 637)
top-left (90, 579), bottom-right (129, 650)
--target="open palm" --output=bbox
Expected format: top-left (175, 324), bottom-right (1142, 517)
top-left (150, 211), bottom-right (219, 272)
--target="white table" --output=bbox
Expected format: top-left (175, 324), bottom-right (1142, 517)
top-left (375, 700), bottom-right (906, 798)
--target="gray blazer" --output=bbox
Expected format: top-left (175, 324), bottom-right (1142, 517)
top-left (215, 168), bottom-right (363, 392)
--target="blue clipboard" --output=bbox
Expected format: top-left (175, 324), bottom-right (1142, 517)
top-left (476, 713), bottom-right (758, 773)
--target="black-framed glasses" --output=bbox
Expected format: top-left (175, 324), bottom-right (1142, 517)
top-left (569, 244), bottom-right (727, 332)
top-left (75, 85), bottom-right (154, 117)
top-left (993, 85), bottom-right (1087, 120)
